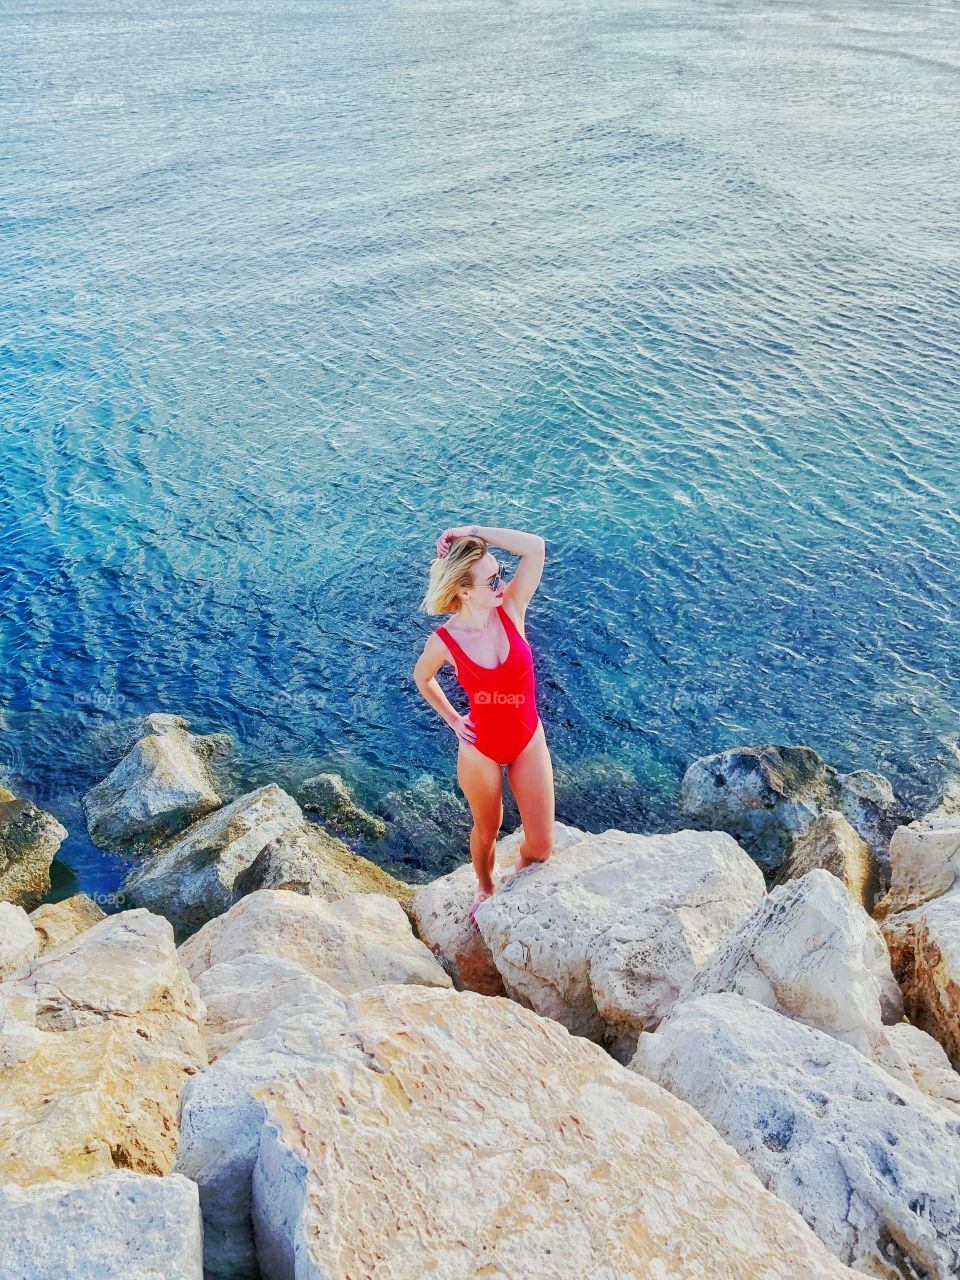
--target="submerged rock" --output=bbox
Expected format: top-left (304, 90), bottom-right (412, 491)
top-left (182, 984), bottom-right (852, 1280)
top-left (82, 712), bottom-right (231, 854)
top-left (679, 744), bottom-right (905, 875)
top-left (0, 786), bottom-right (69, 910)
top-left (676, 868), bottom-right (903, 1055)
top-left (0, 909), bottom-right (206, 1184)
top-left (473, 827), bottom-right (765, 1063)
top-left (372, 773), bottom-right (472, 878)
top-left (631, 991), bottom-right (960, 1278)
top-left (28, 893), bottom-right (105, 953)
top-left (0, 1170), bottom-right (203, 1279)
top-left (298, 772), bottom-right (386, 840)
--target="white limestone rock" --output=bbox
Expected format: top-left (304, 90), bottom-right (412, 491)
top-left (631, 991), bottom-right (960, 1278)
top-left (0, 901), bottom-right (37, 980)
top-left (874, 807), bottom-right (960, 919)
top-left (677, 868), bottom-right (903, 1054)
top-left (246, 983), bottom-right (853, 1280)
top-left (0, 1170), bottom-right (203, 1279)
top-left (874, 1021), bottom-right (960, 1109)
top-left (179, 887), bottom-right (452, 995)
top-left (410, 821), bottom-right (589, 996)
top-left (474, 827), bottom-right (765, 1062)
top-left (28, 893), bottom-right (105, 953)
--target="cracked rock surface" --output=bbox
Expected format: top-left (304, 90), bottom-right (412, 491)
top-left (631, 990), bottom-right (960, 1279)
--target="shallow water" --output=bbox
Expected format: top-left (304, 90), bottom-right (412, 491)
top-left (1, 0), bottom-right (959, 901)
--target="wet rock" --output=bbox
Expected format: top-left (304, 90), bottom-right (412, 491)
top-left (0, 787), bottom-right (69, 910)
top-left (677, 868), bottom-right (903, 1054)
top-left (631, 991), bottom-right (960, 1278)
top-left (679, 744), bottom-right (905, 875)
top-left (0, 909), bottom-right (206, 1183)
top-left (372, 773), bottom-right (472, 879)
top-left (0, 1170), bottom-right (203, 1279)
top-left (82, 713), bottom-right (231, 854)
top-left (29, 893), bottom-right (105, 953)
top-left (298, 772), bottom-right (386, 840)
top-left (474, 828), bottom-right (765, 1063)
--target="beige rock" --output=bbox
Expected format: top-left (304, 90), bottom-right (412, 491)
top-left (882, 892), bottom-right (960, 1070)
top-left (677, 868), bottom-right (903, 1055)
top-left (0, 909), bottom-right (207, 1184)
top-left (474, 827), bottom-right (765, 1062)
top-left (773, 809), bottom-right (879, 909)
top-left (82, 712), bottom-right (230, 854)
top-left (0, 1170), bottom-right (204, 1279)
top-left (247, 984), bottom-right (853, 1280)
top-left (0, 789), bottom-right (69, 910)
top-left (0, 901), bottom-right (37, 980)
top-left (29, 893), bottom-right (105, 953)
top-left (193, 953), bottom-right (334, 1059)
top-left (874, 808), bottom-right (960, 919)
top-left (409, 822), bottom-right (589, 995)
top-left (179, 888), bottom-right (452, 997)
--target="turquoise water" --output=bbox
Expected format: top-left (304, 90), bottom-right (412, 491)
top-left (2, 0), bottom-right (959, 901)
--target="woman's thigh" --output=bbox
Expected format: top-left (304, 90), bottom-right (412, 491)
top-left (505, 722), bottom-right (555, 855)
top-left (456, 741), bottom-right (504, 835)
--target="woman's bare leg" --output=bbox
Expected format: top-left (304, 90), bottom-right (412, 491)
top-left (506, 721), bottom-right (555, 871)
top-left (456, 742), bottom-right (504, 916)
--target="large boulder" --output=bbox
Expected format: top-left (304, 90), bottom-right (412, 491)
top-left (181, 984), bottom-right (852, 1280)
top-left (772, 809), bottom-right (880, 910)
top-left (0, 901), bottom-right (37, 980)
top-left (82, 712), bottom-right (231, 854)
top-left (631, 991), bottom-right (960, 1278)
top-left (179, 888), bottom-right (452, 996)
top-left (0, 787), bottom-right (69, 909)
top-left (0, 909), bottom-right (206, 1184)
top-left (0, 1170), bottom-right (203, 1279)
top-left (121, 784), bottom-right (308, 936)
top-left (473, 828), bottom-right (765, 1063)
top-left (410, 822), bottom-right (590, 995)
top-left (679, 745), bottom-right (904, 875)
top-left (231, 817), bottom-right (415, 912)
top-left (676, 868), bottom-right (903, 1054)
top-left (192, 953), bottom-right (333, 1060)
top-left (298, 772), bottom-right (386, 840)
top-left (29, 893), bottom-right (105, 953)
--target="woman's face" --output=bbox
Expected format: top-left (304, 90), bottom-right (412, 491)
top-left (467, 552), bottom-right (505, 605)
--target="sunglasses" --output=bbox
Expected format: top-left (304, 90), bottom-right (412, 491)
top-left (488, 560), bottom-right (507, 591)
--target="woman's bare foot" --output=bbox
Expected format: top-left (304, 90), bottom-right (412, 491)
top-left (467, 886), bottom-right (494, 929)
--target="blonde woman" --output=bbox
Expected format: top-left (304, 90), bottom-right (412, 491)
top-left (413, 525), bottom-right (556, 927)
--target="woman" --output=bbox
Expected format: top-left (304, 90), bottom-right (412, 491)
top-left (413, 524), bottom-right (556, 928)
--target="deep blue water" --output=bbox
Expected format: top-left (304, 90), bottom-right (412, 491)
top-left (1, 0), bottom-right (959, 903)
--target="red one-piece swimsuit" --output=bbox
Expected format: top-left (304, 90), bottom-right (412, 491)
top-left (435, 604), bottom-right (541, 765)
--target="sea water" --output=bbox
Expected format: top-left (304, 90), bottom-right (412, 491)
top-left (1, 0), bottom-right (958, 900)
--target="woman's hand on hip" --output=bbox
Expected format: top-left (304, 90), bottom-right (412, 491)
top-left (452, 713), bottom-right (477, 745)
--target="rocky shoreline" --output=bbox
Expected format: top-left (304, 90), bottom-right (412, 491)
top-left (1, 712), bottom-right (959, 1277)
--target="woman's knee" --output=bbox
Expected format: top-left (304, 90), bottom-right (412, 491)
top-left (472, 820), bottom-right (501, 847)
top-left (520, 836), bottom-right (553, 863)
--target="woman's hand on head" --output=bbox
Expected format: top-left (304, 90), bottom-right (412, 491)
top-left (436, 526), bottom-right (475, 559)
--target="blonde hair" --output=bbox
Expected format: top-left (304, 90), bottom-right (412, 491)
top-left (419, 536), bottom-right (488, 615)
